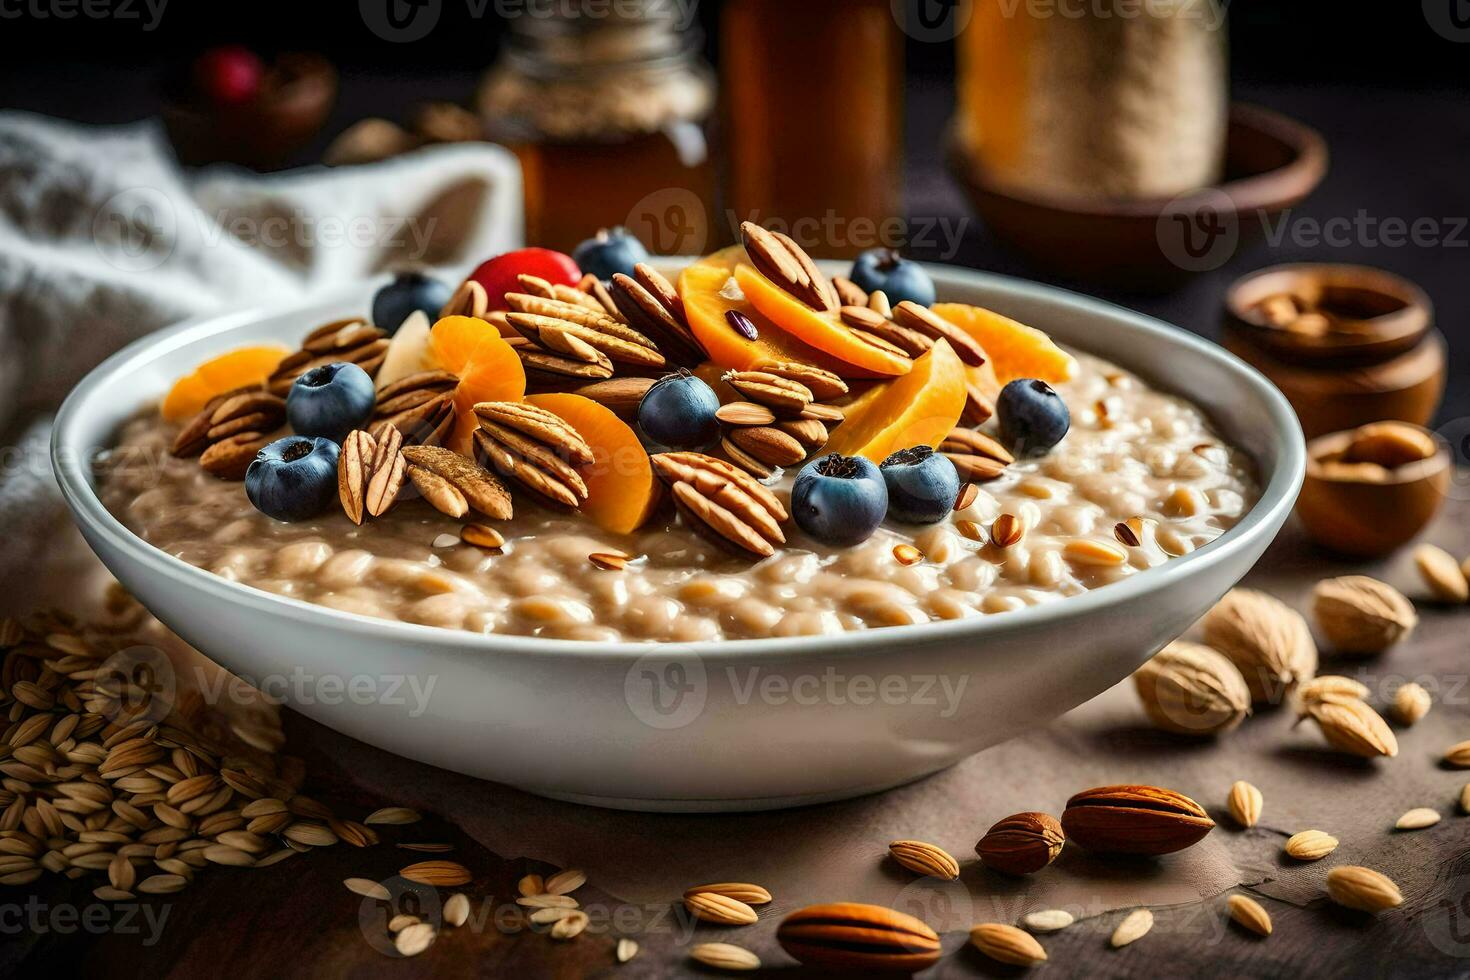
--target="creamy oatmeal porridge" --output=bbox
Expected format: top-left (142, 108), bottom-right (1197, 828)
top-left (98, 349), bottom-right (1257, 642)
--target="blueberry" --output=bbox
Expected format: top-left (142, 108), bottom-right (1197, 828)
top-left (636, 369), bottom-right (721, 450)
top-left (792, 453), bottom-right (889, 547)
top-left (286, 362), bottom-right (376, 443)
top-left (572, 226), bottom-right (650, 282)
top-left (372, 271), bottom-right (453, 335)
top-left (997, 378), bottom-right (1071, 457)
top-left (245, 435), bottom-right (340, 522)
top-left (849, 248), bottom-right (936, 308)
top-left (879, 446), bottom-right (960, 524)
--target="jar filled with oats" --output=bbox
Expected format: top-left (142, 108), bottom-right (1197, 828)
top-left (955, 0), bottom-right (1228, 200)
top-left (479, 1), bottom-right (716, 254)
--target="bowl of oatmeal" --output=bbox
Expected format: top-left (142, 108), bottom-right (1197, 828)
top-left (52, 243), bottom-right (1303, 810)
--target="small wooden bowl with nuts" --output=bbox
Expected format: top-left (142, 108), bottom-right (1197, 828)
top-left (1222, 264), bottom-right (1445, 440)
top-left (1297, 421), bottom-right (1451, 557)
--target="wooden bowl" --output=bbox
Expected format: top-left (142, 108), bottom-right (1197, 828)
top-left (1224, 263), bottom-right (1433, 365)
top-left (1221, 263), bottom-right (1444, 440)
top-left (1296, 424), bottom-right (1451, 557)
top-left (947, 103), bottom-right (1328, 291)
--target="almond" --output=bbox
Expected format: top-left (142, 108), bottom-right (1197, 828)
top-left (1301, 696), bottom-right (1397, 758)
top-left (777, 903), bottom-right (942, 973)
top-left (888, 840), bottom-right (960, 880)
top-left (1443, 740), bottom-right (1470, 768)
top-left (689, 942), bottom-right (760, 972)
top-left (1061, 785), bottom-right (1214, 856)
top-left (970, 923), bottom-right (1047, 966)
top-left (1201, 589), bottom-right (1317, 703)
top-left (398, 860), bottom-right (472, 887)
top-left (1391, 681), bottom-right (1431, 724)
top-left (682, 882), bottom-right (772, 905)
top-left (1110, 908), bottom-right (1153, 948)
top-left (975, 812), bottom-right (1065, 875)
top-left (1414, 544), bottom-right (1469, 603)
top-left (1325, 866), bottom-right (1403, 912)
top-left (1226, 895), bottom-right (1272, 937)
top-left (1284, 829), bottom-right (1338, 860)
top-left (1132, 641), bottom-right (1251, 736)
top-left (1395, 807), bottom-right (1440, 830)
top-left (684, 891), bottom-right (758, 926)
top-left (1312, 576), bottom-right (1416, 654)
top-left (1022, 909), bottom-right (1074, 933)
top-left (1227, 780), bottom-right (1263, 829)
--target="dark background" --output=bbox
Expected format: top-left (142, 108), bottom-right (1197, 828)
top-left (1, 0), bottom-right (1467, 420)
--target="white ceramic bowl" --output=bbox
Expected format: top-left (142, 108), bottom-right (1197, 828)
top-left (52, 265), bottom-right (1304, 811)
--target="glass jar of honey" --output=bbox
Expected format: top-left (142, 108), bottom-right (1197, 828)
top-left (479, 3), bottom-right (716, 255)
top-left (720, 0), bottom-right (903, 256)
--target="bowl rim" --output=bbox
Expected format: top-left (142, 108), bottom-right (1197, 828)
top-left (52, 265), bottom-right (1305, 664)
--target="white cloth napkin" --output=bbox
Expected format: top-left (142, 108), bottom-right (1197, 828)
top-left (0, 111), bottom-right (523, 601)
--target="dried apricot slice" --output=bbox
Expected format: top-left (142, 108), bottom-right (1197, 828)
top-left (680, 246), bottom-right (851, 374)
top-left (526, 393), bottom-right (658, 534)
top-left (821, 339), bottom-right (967, 463)
top-left (161, 344), bottom-right (290, 421)
top-left (931, 303), bottom-right (1076, 386)
top-left (428, 315), bottom-right (526, 454)
top-left (734, 264), bottom-right (912, 378)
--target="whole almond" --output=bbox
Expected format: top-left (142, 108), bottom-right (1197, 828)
top-left (1110, 908), bottom-right (1154, 948)
top-left (1395, 807), bottom-right (1440, 830)
top-left (399, 860), bottom-right (472, 887)
top-left (1227, 894), bottom-right (1272, 937)
top-left (1022, 909), bottom-right (1074, 933)
top-left (1447, 741), bottom-right (1470, 768)
top-left (1295, 674), bottom-right (1371, 706)
top-left (777, 903), bottom-right (941, 973)
top-left (689, 942), bottom-right (761, 972)
top-left (1062, 785), bottom-right (1214, 856)
top-left (1132, 641), bottom-right (1251, 736)
top-left (1302, 696), bottom-right (1397, 758)
top-left (1391, 682), bottom-right (1431, 724)
top-left (1326, 866), bottom-right (1403, 912)
top-left (970, 923), bottom-right (1047, 966)
top-left (683, 882), bottom-right (772, 905)
top-left (685, 891), bottom-right (758, 926)
top-left (1284, 829), bottom-right (1338, 860)
top-left (1227, 780), bottom-right (1263, 828)
top-left (1312, 576), bottom-right (1417, 654)
top-left (888, 840), bottom-right (960, 880)
top-left (975, 812), bottom-right (1065, 875)
top-left (1414, 544), bottom-right (1469, 603)
top-left (1202, 589), bottom-right (1317, 703)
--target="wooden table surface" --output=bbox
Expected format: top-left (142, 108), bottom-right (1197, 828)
top-left (5, 506), bottom-right (1470, 979)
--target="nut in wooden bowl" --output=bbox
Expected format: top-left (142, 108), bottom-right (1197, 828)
top-left (1296, 422), bottom-right (1450, 557)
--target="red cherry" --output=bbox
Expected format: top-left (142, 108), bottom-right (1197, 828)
top-left (468, 248), bottom-right (582, 310)
top-left (194, 46), bottom-right (264, 106)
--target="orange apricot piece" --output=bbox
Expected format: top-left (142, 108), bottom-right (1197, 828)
top-left (820, 339), bottom-right (967, 463)
top-left (161, 344), bottom-right (290, 421)
top-left (734, 264), bottom-right (913, 378)
top-left (680, 246), bottom-right (852, 374)
top-left (526, 393), bottom-right (659, 534)
top-left (931, 303), bottom-right (1076, 386)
